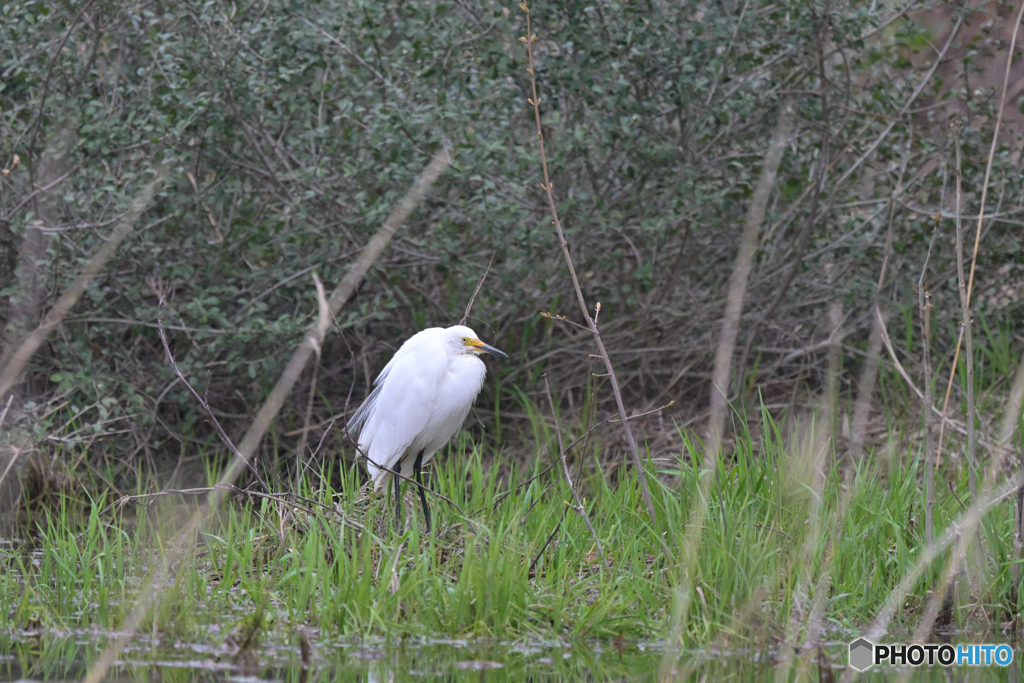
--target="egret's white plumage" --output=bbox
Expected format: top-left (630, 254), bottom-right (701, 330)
top-left (348, 325), bottom-right (506, 493)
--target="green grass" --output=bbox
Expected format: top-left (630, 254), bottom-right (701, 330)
top-left (1, 407), bottom-right (1013, 655)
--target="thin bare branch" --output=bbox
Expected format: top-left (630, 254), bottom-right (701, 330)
top-left (919, 217), bottom-right (939, 548)
top-left (521, 4), bottom-right (656, 524)
top-left (156, 295), bottom-right (269, 491)
top-left (951, 116), bottom-right (978, 499)
top-left (460, 252), bottom-right (495, 326)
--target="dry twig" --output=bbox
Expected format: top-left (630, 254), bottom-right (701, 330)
top-left (919, 217), bottom-right (939, 547)
top-left (459, 252), bottom-right (495, 326)
top-left (950, 116), bottom-right (978, 499)
top-left (156, 295), bottom-right (269, 491)
top-left (521, 3), bottom-right (655, 524)
top-left (934, 0), bottom-right (1024, 472)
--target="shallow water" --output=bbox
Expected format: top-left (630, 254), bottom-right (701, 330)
top-left (2, 630), bottom-right (1023, 681)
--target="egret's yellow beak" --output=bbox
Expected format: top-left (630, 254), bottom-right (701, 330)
top-left (465, 338), bottom-right (508, 358)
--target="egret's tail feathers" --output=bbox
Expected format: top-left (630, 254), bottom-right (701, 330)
top-left (367, 461), bottom-right (390, 491)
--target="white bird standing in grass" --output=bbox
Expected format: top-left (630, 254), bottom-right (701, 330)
top-left (347, 325), bottom-right (507, 533)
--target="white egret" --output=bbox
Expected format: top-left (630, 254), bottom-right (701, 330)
top-left (347, 325), bottom-right (507, 532)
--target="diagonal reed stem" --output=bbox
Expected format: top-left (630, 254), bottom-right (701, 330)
top-left (81, 150), bottom-right (450, 683)
top-left (0, 169), bottom-right (164, 403)
top-left (705, 98), bottom-right (795, 455)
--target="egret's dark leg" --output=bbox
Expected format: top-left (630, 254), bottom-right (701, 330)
top-left (413, 450), bottom-right (431, 535)
top-left (391, 466), bottom-right (404, 532)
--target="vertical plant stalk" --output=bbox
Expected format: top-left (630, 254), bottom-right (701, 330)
top-left (919, 219), bottom-right (939, 548)
top-left (0, 170), bottom-right (164, 403)
top-left (934, 0), bottom-right (1024, 470)
top-left (826, 300), bottom-right (843, 444)
top-left (705, 98), bottom-right (795, 454)
top-left (950, 116), bottom-right (977, 500)
top-left (905, 360), bottom-right (1024, 655)
top-left (520, 4), bottom-right (656, 524)
top-left (543, 374), bottom-right (605, 566)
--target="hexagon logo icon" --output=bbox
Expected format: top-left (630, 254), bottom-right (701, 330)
top-left (849, 637), bottom-right (874, 672)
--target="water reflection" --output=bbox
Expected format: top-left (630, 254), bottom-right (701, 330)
top-left (1, 632), bottom-right (1021, 681)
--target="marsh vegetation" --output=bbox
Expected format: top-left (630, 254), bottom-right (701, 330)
top-left (2, 0), bottom-right (1024, 679)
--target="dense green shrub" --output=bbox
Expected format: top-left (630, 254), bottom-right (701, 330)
top-left (0, 0), bottom-right (1020, 483)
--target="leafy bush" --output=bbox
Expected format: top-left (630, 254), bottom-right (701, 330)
top-left (0, 0), bottom-right (1020, 482)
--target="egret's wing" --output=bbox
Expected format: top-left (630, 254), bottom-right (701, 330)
top-left (358, 345), bottom-right (446, 488)
top-left (346, 327), bottom-right (432, 438)
top-left (346, 376), bottom-right (385, 436)
top-left (347, 348), bottom-right (403, 436)
top-left (348, 329), bottom-right (449, 431)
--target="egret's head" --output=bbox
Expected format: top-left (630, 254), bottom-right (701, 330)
top-left (448, 325), bottom-right (508, 359)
